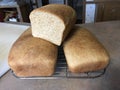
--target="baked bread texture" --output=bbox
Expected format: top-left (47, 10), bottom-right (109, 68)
top-left (29, 4), bottom-right (76, 46)
top-left (63, 26), bottom-right (109, 73)
top-left (8, 28), bottom-right (58, 77)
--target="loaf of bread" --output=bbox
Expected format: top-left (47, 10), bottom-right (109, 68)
top-left (63, 26), bottom-right (109, 73)
top-left (29, 4), bottom-right (76, 46)
top-left (8, 28), bottom-right (58, 77)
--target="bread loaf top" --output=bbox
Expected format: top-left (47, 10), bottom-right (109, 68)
top-left (30, 4), bottom-right (76, 25)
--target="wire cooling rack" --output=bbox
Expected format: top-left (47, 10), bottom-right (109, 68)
top-left (11, 47), bottom-right (106, 79)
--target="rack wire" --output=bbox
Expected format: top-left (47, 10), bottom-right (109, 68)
top-left (11, 47), bottom-right (106, 79)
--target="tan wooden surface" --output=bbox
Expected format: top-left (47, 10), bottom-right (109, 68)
top-left (0, 21), bottom-right (120, 90)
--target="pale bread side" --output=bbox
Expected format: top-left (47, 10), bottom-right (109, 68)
top-left (30, 4), bottom-right (76, 45)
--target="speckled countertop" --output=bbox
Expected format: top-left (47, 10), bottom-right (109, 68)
top-left (0, 21), bottom-right (120, 90)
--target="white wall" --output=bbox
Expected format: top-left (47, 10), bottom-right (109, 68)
top-left (85, 4), bottom-right (96, 23)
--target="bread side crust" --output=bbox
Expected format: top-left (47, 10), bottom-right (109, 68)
top-left (8, 28), bottom-right (58, 77)
top-left (63, 26), bottom-right (109, 73)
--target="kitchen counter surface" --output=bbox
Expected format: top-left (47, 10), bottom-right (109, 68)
top-left (0, 21), bottom-right (120, 90)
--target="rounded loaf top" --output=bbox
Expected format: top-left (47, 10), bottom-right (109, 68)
top-left (29, 4), bottom-right (76, 25)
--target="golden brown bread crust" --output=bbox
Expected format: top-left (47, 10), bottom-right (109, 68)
top-left (63, 26), bottom-right (110, 73)
top-left (30, 4), bottom-right (76, 25)
top-left (29, 4), bottom-right (76, 45)
top-left (8, 28), bottom-right (58, 77)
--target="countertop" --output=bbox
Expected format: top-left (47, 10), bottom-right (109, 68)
top-left (0, 23), bottom-right (29, 77)
top-left (0, 21), bottom-right (120, 90)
